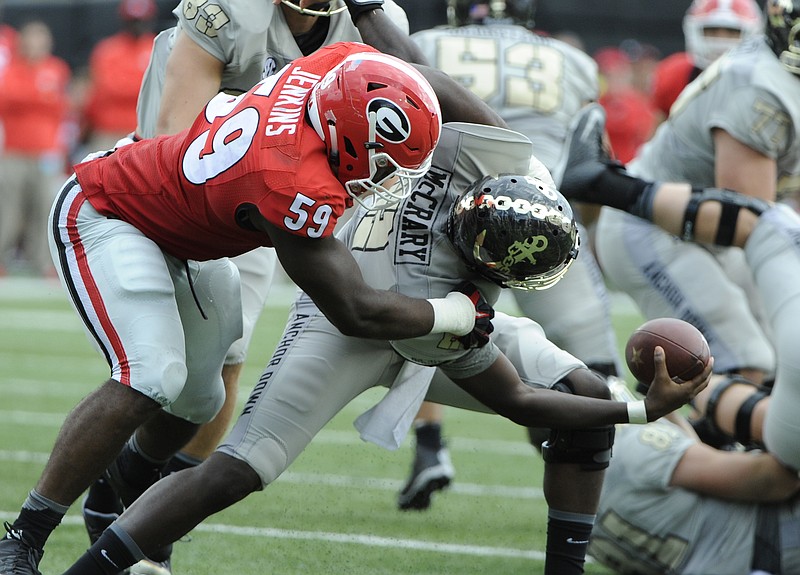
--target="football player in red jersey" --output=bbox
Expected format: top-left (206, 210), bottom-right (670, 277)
top-left (81, 5), bottom-right (425, 573)
top-left (650, 0), bottom-right (762, 121)
top-left (0, 41), bottom-right (504, 575)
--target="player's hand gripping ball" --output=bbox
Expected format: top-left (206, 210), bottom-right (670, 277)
top-left (625, 318), bottom-right (710, 386)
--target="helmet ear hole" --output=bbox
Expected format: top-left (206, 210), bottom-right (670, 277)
top-left (342, 137), bottom-right (358, 160)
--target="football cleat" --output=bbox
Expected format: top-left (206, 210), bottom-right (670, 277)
top-left (397, 444), bottom-right (455, 511)
top-left (129, 555), bottom-right (171, 575)
top-left (0, 522), bottom-right (44, 575)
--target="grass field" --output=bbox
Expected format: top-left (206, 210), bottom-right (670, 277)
top-left (0, 277), bottom-right (644, 575)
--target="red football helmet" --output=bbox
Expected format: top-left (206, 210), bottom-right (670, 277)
top-left (683, 0), bottom-right (763, 68)
top-left (308, 51), bottom-right (442, 206)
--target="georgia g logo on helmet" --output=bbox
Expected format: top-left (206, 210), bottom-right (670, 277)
top-left (367, 98), bottom-right (411, 143)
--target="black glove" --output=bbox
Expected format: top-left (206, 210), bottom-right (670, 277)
top-left (344, 0), bottom-right (384, 24)
top-left (453, 281), bottom-right (495, 349)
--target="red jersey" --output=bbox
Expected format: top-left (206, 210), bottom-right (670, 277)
top-left (650, 52), bottom-right (701, 118)
top-left (84, 31), bottom-right (155, 133)
top-left (74, 43), bottom-right (372, 261)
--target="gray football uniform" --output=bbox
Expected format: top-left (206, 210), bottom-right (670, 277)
top-left (137, 0), bottom-right (409, 139)
top-left (590, 420), bottom-right (800, 575)
top-left (134, 0), bottom-right (408, 365)
top-left (596, 36), bottom-right (800, 375)
top-left (218, 123), bottom-right (585, 482)
top-left (412, 24), bottom-right (622, 374)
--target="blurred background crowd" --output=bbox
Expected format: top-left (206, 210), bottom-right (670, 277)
top-left (0, 0), bottom-right (727, 277)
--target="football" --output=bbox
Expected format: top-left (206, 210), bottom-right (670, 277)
top-left (625, 317), bottom-right (710, 386)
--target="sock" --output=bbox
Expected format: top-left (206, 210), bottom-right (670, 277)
top-left (115, 436), bottom-right (170, 505)
top-left (544, 509), bottom-right (595, 575)
top-left (8, 490), bottom-right (67, 549)
top-left (162, 451), bottom-right (203, 476)
top-left (84, 476), bottom-right (123, 514)
top-left (64, 524), bottom-right (144, 575)
top-left (415, 422), bottom-right (443, 450)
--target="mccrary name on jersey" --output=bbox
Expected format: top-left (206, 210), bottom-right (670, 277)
top-left (394, 166), bottom-right (451, 266)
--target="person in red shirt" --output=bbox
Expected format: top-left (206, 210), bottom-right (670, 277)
top-left (650, 0), bottom-right (763, 122)
top-left (594, 47), bottom-right (657, 165)
top-left (0, 20), bottom-right (71, 276)
top-left (0, 11), bottom-right (18, 215)
top-left (0, 40), bottom-right (503, 575)
top-left (81, 0), bottom-right (158, 152)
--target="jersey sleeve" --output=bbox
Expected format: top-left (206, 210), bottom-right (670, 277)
top-left (707, 85), bottom-right (793, 160)
top-left (617, 421), bottom-right (696, 491)
top-left (255, 152), bottom-right (349, 240)
top-left (174, 0), bottom-right (267, 69)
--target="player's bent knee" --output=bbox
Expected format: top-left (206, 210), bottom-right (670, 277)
top-left (541, 379), bottom-right (615, 470)
top-left (165, 377), bottom-right (226, 424)
top-left (132, 353), bottom-right (188, 407)
top-left (197, 453), bottom-right (261, 506)
top-left (219, 435), bottom-right (290, 488)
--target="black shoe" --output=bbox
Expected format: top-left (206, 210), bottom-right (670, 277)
top-left (397, 444), bottom-right (454, 511)
top-left (553, 102), bottom-right (614, 200)
top-left (0, 522), bottom-right (43, 575)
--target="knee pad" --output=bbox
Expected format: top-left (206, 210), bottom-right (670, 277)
top-left (164, 372), bottom-right (226, 424)
top-left (682, 188), bottom-right (770, 245)
top-left (541, 381), bottom-right (615, 470)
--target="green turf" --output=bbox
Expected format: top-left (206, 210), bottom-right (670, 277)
top-left (0, 278), bottom-right (644, 574)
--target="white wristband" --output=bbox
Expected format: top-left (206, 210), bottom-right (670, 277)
top-left (626, 400), bottom-right (648, 424)
top-left (427, 291), bottom-right (475, 336)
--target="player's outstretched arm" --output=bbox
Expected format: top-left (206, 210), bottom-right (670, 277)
top-left (670, 443), bottom-right (800, 502)
top-left (450, 347), bottom-right (711, 429)
top-left (559, 102), bottom-right (769, 249)
top-left (264, 220), bottom-right (483, 340)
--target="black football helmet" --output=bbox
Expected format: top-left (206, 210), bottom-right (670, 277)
top-left (447, 173), bottom-right (579, 291)
top-left (765, 0), bottom-right (800, 75)
top-left (447, 0), bottom-right (536, 28)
